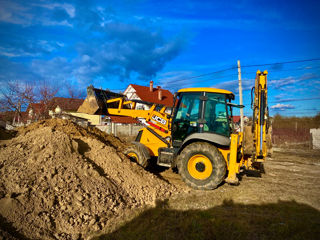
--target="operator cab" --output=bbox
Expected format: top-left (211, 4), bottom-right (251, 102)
top-left (171, 88), bottom-right (235, 146)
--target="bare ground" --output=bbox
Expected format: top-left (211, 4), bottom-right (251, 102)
top-left (160, 148), bottom-right (320, 211)
top-left (0, 120), bottom-right (319, 239)
top-left (94, 148), bottom-right (320, 240)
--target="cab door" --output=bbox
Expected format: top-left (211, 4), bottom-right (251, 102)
top-left (172, 92), bottom-right (202, 144)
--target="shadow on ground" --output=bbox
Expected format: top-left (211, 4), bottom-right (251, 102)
top-left (0, 214), bottom-right (30, 240)
top-left (0, 127), bottom-right (17, 140)
top-left (94, 200), bottom-right (320, 240)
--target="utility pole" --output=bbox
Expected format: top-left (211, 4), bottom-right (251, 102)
top-left (238, 60), bottom-right (244, 132)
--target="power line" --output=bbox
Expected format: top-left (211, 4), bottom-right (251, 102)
top-left (241, 58), bottom-right (320, 68)
top-left (108, 58), bottom-right (320, 93)
top-left (269, 109), bottom-right (320, 112)
top-left (188, 65), bottom-right (320, 85)
top-left (159, 58), bottom-right (320, 85)
top-left (162, 74), bottom-right (238, 86)
top-left (269, 97), bottom-right (320, 104)
top-left (241, 97), bottom-right (320, 105)
top-left (269, 110), bottom-right (320, 114)
top-left (241, 65), bottom-right (320, 75)
top-left (157, 66), bottom-right (237, 85)
top-left (108, 88), bottom-right (125, 92)
top-left (167, 73), bottom-right (319, 90)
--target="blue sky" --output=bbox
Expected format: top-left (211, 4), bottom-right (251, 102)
top-left (0, 0), bottom-right (319, 116)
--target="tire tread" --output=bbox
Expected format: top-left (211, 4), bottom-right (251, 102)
top-left (177, 142), bottom-right (226, 190)
top-left (124, 145), bottom-right (148, 168)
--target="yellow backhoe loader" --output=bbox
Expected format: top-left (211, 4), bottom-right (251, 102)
top-left (77, 70), bottom-right (269, 190)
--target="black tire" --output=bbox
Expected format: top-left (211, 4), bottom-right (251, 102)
top-left (124, 145), bottom-right (148, 168)
top-left (177, 142), bottom-right (226, 190)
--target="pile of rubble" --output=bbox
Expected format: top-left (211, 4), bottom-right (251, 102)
top-left (0, 119), bottom-right (176, 239)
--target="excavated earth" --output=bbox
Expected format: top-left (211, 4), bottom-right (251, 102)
top-left (0, 119), bottom-right (177, 240)
top-left (1, 119), bottom-right (319, 240)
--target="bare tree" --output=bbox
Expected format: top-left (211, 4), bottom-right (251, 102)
top-left (39, 83), bottom-right (58, 105)
top-left (65, 82), bottom-right (82, 99)
top-left (0, 80), bottom-right (36, 124)
top-left (38, 81), bottom-right (59, 118)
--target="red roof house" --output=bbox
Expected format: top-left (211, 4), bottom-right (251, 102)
top-left (232, 116), bottom-right (249, 124)
top-left (26, 97), bottom-right (84, 120)
top-left (123, 81), bottom-right (174, 109)
top-left (233, 116), bottom-right (241, 123)
top-left (26, 103), bottom-right (46, 117)
top-left (47, 97), bottom-right (84, 112)
top-left (0, 111), bottom-right (29, 125)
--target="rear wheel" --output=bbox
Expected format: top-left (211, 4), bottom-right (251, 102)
top-left (177, 142), bottom-right (226, 190)
top-left (124, 145), bottom-right (148, 168)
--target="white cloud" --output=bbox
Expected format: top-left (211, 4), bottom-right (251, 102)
top-left (271, 103), bottom-right (295, 110)
top-left (0, 47), bottom-right (40, 57)
top-left (32, 3), bottom-right (76, 18)
top-left (211, 78), bottom-right (252, 94)
top-left (0, 1), bottom-right (75, 26)
top-left (40, 19), bottom-right (72, 27)
top-left (81, 55), bottom-right (91, 62)
top-left (0, 1), bottom-right (33, 25)
top-left (0, 1), bottom-right (186, 91)
top-left (269, 76), bottom-right (296, 89)
top-left (0, 40), bottom-right (64, 58)
top-left (56, 42), bottom-right (65, 48)
top-left (269, 73), bottom-right (320, 90)
top-left (157, 71), bottom-right (194, 90)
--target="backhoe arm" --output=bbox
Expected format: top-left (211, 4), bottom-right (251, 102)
top-left (252, 70), bottom-right (269, 160)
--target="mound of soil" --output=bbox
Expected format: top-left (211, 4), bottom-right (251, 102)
top-left (0, 119), bottom-right (176, 240)
top-left (16, 118), bottom-right (126, 151)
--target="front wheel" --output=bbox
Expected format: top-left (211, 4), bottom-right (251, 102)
top-left (123, 145), bottom-right (148, 168)
top-left (177, 142), bottom-right (226, 190)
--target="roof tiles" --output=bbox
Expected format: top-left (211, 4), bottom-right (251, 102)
top-left (130, 84), bottom-right (173, 107)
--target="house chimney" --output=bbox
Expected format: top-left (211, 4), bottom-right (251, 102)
top-left (150, 80), bottom-right (153, 92)
top-left (158, 87), bottom-right (162, 101)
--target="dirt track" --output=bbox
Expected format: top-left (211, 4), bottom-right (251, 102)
top-left (161, 148), bottom-right (320, 210)
top-left (97, 148), bottom-right (320, 240)
top-left (0, 120), bottom-right (320, 239)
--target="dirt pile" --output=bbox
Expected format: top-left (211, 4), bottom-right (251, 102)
top-left (0, 119), bottom-right (176, 240)
top-left (16, 118), bottom-right (127, 151)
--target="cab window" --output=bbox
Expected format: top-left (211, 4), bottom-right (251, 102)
top-left (204, 93), bottom-right (230, 136)
top-left (172, 92), bottom-right (201, 141)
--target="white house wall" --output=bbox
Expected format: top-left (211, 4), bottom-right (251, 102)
top-left (123, 85), bottom-right (151, 110)
top-left (123, 85), bottom-right (136, 100)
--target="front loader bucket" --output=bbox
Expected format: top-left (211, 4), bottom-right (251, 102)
top-left (77, 85), bottom-right (125, 115)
